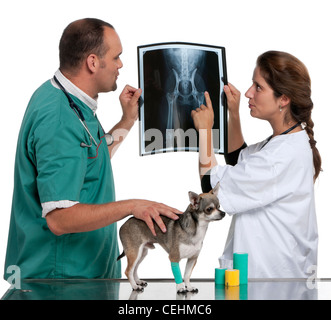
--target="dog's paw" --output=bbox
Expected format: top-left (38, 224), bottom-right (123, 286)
top-left (177, 288), bottom-right (187, 294)
top-left (136, 280), bottom-right (148, 287)
top-left (132, 284), bottom-right (145, 292)
top-left (186, 286), bottom-right (198, 293)
top-left (176, 283), bottom-right (187, 294)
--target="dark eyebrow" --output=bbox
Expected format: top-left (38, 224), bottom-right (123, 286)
top-left (114, 51), bottom-right (122, 58)
top-left (253, 80), bottom-right (263, 89)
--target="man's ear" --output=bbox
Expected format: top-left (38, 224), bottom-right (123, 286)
top-left (86, 54), bottom-right (99, 73)
top-left (189, 191), bottom-right (200, 210)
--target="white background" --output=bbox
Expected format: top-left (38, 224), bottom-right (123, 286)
top-left (1, 0), bottom-right (330, 296)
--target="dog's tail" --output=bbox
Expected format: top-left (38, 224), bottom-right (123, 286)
top-left (117, 251), bottom-right (126, 261)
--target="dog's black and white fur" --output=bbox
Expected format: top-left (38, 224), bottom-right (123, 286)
top-left (117, 183), bottom-right (224, 293)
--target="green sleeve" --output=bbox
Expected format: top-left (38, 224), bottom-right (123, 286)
top-left (33, 120), bottom-right (88, 203)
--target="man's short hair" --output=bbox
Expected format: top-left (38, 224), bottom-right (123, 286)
top-left (59, 18), bottom-right (114, 73)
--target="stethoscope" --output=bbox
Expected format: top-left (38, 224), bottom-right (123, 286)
top-left (260, 121), bottom-right (302, 150)
top-left (53, 76), bottom-right (114, 148)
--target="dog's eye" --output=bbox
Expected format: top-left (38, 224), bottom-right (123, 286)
top-left (206, 207), bottom-right (213, 213)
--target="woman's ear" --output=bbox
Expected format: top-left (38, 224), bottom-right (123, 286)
top-left (280, 94), bottom-right (291, 108)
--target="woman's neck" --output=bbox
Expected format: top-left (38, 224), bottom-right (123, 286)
top-left (271, 119), bottom-right (302, 137)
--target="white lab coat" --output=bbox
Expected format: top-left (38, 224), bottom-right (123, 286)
top-left (210, 130), bottom-right (318, 278)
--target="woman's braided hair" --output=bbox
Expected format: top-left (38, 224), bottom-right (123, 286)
top-left (257, 51), bottom-right (322, 181)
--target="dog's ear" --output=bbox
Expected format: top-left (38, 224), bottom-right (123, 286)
top-left (189, 191), bottom-right (200, 210)
top-left (210, 182), bottom-right (220, 196)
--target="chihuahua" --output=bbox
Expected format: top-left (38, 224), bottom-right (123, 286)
top-left (117, 183), bottom-right (225, 293)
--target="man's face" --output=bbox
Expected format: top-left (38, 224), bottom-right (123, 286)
top-left (96, 27), bottom-right (123, 93)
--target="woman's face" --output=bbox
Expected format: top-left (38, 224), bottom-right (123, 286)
top-left (245, 67), bottom-right (283, 121)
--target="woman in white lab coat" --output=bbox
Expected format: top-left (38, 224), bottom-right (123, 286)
top-left (192, 51), bottom-right (322, 278)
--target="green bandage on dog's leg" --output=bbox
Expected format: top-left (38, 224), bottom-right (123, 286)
top-left (171, 262), bottom-right (183, 284)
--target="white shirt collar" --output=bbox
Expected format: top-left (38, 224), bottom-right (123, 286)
top-left (51, 69), bottom-right (98, 115)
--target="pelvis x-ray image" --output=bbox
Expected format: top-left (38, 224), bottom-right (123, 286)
top-left (138, 43), bottom-right (227, 156)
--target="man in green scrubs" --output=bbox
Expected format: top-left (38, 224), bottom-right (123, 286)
top-left (4, 18), bottom-right (180, 280)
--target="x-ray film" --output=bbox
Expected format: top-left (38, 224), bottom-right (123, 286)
top-left (138, 42), bottom-right (228, 156)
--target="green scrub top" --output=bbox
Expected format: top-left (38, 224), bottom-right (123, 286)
top-left (4, 80), bottom-right (121, 280)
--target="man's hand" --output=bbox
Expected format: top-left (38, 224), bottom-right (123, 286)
top-left (119, 85), bottom-right (142, 126)
top-left (130, 200), bottom-right (182, 236)
top-left (46, 200), bottom-right (182, 237)
top-left (108, 85), bottom-right (142, 158)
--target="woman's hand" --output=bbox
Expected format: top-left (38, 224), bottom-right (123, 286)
top-left (224, 83), bottom-right (241, 115)
top-left (191, 91), bottom-right (218, 178)
top-left (191, 91), bottom-right (214, 130)
top-left (224, 83), bottom-right (245, 153)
